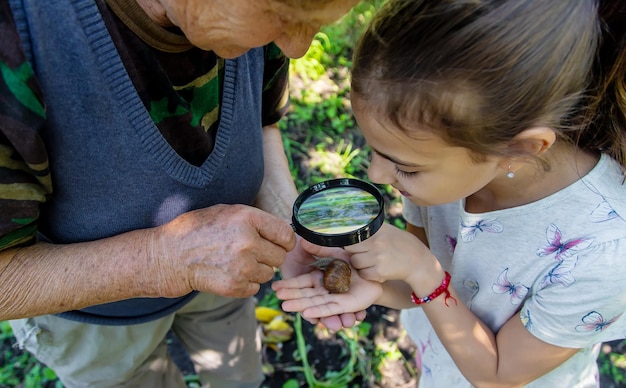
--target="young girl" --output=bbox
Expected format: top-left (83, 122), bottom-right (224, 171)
top-left (273, 0), bottom-right (626, 386)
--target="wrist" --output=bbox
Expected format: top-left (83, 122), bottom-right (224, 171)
top-left (410, 271), bottom-right (457, 307)
top-left (404, 255), bottom-right (444, 294)
top-left (146, 226), bottom-right (189, 298)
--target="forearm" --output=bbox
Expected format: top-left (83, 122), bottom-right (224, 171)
top-left (0, 228), bottom-right (162, 320)
top-left (418, 285), bottom-right (503, 386)
top-left (375, 280), bottom-right (417, 309)
top-left (255, 124), bottom-right (314, 278)
top-left (254, 124), bottom-right (298, 221)
top-left (406, 270), bottom-right (540, 388)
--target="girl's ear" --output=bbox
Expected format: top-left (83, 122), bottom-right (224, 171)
top-left (507, 127), bottom-right (557, 157)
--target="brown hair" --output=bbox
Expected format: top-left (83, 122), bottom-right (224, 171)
top-left (351, 0), bottom-right (626, 168)
top-left (584, 1), bottom-right (626, 167)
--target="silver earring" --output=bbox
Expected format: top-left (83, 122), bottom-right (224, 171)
top-left (506, 165), bottom-right (515, 179)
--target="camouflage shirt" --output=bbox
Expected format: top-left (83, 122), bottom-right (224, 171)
top-left (0, 0), bottom-right (289, 250)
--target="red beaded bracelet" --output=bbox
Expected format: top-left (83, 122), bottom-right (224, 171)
top-left (410, 271), bottom-right (457, 307)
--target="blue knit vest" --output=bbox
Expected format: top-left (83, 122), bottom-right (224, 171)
top-left (9, 0), bottom-right (266, 325)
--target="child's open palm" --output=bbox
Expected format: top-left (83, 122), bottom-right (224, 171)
top-left (272, 262), bottom-right (383, 323)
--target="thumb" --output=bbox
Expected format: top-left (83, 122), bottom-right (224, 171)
top-left (300, 238), bottom-right (329, 256)
top-left (301, 239), bottom-right (347, 259)
top-left (249, 209), bottom-right (297, 251)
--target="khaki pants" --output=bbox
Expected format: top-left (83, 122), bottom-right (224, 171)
top-left (10, 293), bottom-right (263, 388)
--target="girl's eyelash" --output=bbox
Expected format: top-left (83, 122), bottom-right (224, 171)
top-left (395, 167), bottom-right (419, 177)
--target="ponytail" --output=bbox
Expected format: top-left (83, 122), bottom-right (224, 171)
top-left (582, 0), bottom-right (626, 169)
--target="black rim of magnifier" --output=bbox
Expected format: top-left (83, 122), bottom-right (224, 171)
top-left (292, 178), bottom-right (385, 247)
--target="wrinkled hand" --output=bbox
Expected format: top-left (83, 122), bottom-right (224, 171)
top-left (152, 204), bottom-right (296, 298)
top-left (278, 236), bottom-right (320, 279)
top-left (272, 261), bottom-right (382, 326)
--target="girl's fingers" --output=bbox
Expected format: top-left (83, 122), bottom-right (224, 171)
top-left (339, 313), bottom-right (356, 327)
top-left (280, 294), bottom-right (334, 312)
top-left (272, 272), bottom-right (321, 290)
top-left (301, 239), bottom-right (349, 260)
top-left (301, 302), bottom-right (347, 319)
top-left (355, 310), bottom-right (367, 321)
top-left (275, 286), bottom-right (328, 300)
top-left (320, 316), bottom-right (343, 331)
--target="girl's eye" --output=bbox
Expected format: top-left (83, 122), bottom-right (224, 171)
top-left (395, 167), bottom-right (420, 178)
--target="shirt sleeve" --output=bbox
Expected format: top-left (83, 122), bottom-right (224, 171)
top-left (522, 237), bottom-right (626, 348)
top-left (261, 43), bottom-right (290, 127)
top-left (0, 2), bottom-right (51, 251)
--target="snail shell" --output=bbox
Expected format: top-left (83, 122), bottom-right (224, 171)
top-left (311, 258), bottom-right (351, 294)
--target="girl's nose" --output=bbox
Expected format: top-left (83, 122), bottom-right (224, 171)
top-left (367, 153), bottom-right (395, 185)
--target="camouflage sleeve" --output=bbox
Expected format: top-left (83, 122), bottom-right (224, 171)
top-left (0, 1), bottom-right (51, 251)
top-left (261, 43), bottom-right (290, 127)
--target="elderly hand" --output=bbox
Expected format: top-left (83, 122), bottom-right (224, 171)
top-left (153, 204), bottom-right (296, 298)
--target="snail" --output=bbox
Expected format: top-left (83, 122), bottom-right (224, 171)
top-left (310, 257), bottom-right (351, 293)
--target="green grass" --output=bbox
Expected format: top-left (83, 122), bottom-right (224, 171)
top-left (0, 322), bottom-right (60, 388)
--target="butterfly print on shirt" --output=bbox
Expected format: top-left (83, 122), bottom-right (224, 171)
top-left (539, 255), bottom-right (578, 289)
top-left (492, 268), bottom-right (529, 305)
top-left (575, 311), bottom-right (622, 332)
top-left (444, 234), bottom-right (457, 254)
top-left (536, 223), bottom-right (593, 261)
top-left (589, 200), bottom-right (620, 223)
top-left (463, 279), bottom-right (479, 309)
top-left (460, 218), bottom-right (503, 242)
top-left (521, 308), bottom-right (533, 330)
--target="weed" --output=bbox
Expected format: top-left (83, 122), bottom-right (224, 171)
top-left (292, 313), bottom-right (366, 387)
top-left (0, 321), bottom-right (59, 387)
top-left (599, 342), bottom-right (626, 386)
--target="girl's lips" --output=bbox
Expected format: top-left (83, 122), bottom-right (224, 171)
top-left (391, 185), bottom-right (410, 197)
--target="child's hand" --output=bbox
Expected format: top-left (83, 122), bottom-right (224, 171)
top-left (345, 223), bottom-right (435, 284)
top-left (272, 267), bottom-right (383, 321)
top-left (278, 242), bottom-right (366, 330)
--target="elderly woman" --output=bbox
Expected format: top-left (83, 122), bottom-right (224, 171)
top-left (0, 0), bottom-right (358, 386)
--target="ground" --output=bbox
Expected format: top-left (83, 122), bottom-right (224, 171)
top-left (166, 280), bottom-right (419, 388)
top-left (167, 309), bottom-right (626, 388)
top-left (254, 285), bottom-right (418, 387)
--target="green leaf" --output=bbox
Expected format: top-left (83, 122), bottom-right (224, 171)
top-left (0, 62), bottom-right (45, 118)
top-left (282, 379), bottom-right (300, 388)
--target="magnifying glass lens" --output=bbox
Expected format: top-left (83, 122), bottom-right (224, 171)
top-left (296, 187), bottom-right (379, 233)
top-left (292, 179), bottom-right (385, 247)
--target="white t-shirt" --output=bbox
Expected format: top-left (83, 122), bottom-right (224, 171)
top-left (400, 153), bottom-right (626, 387)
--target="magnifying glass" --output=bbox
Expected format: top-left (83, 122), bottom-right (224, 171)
top-left (292, 178), bottom-right (385, 247)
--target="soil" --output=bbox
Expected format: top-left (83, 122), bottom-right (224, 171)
top-left (253, 285), bottom-right (418, 387)
top-left (165, 303), bottom-right (626, 388)
top-left (166, 282), bottom-right (419, 388)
